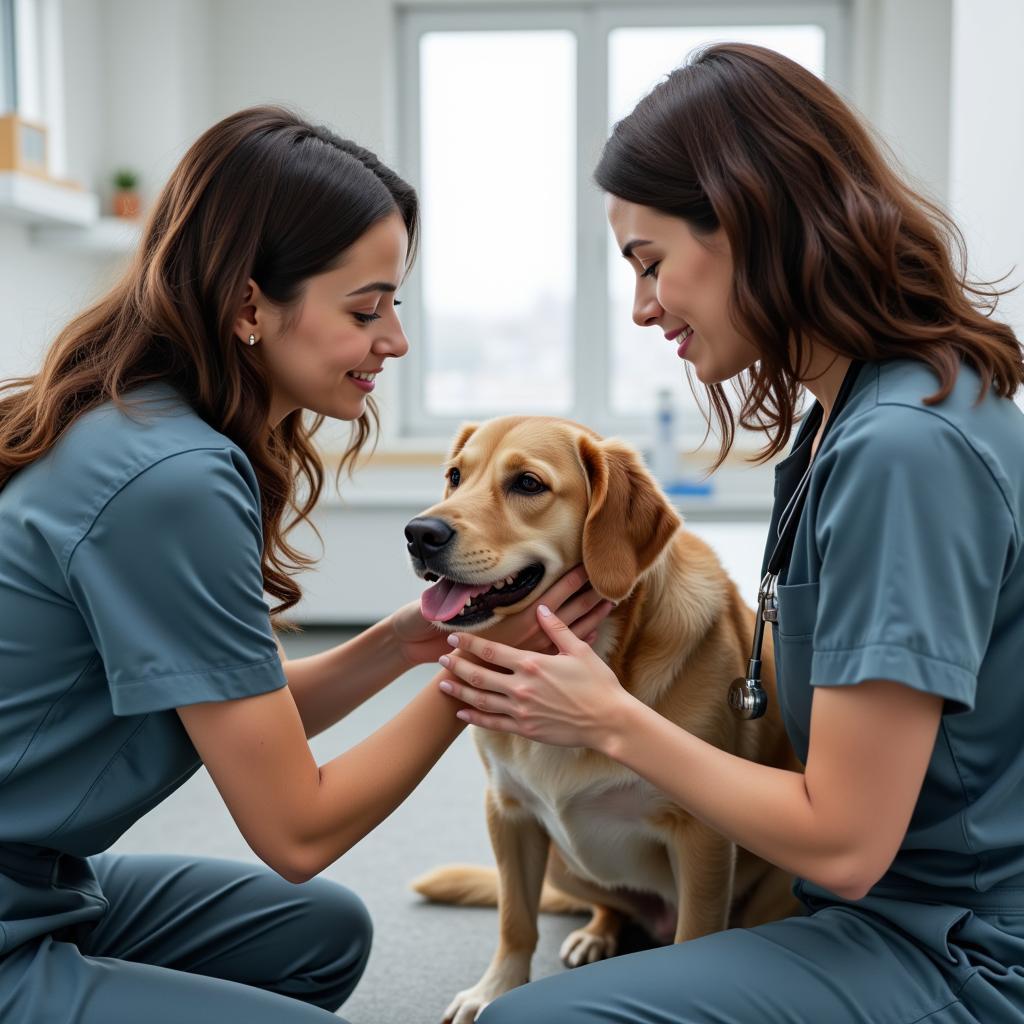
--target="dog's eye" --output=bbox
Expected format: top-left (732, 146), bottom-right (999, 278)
top-left (447, 467), bottom-right (461, 488)
top-left (514, 473), bottom-right (546, 494)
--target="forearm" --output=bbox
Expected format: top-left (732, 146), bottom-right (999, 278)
top-left (281, 616), bottom-right (412, 737)
top-left (293, 673), bottom-right (467, 875)
top-left (601, 698), bottom-right (866, 898)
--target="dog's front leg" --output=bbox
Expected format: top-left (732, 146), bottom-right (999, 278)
top-left (442, 786), bottom-right (549, 1024)
top-left (668, 822), bottom-right (736, 944)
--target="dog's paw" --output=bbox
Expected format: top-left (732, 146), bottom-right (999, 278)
top-left (560, 925), bottom-right (618, 968)
top-left (442, 982), bottom-right (505, 1024)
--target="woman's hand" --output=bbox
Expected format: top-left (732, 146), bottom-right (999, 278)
top-left (388, 565), bottom-right (615, 668)
top-left (436, 604), bottom-right (635, 751)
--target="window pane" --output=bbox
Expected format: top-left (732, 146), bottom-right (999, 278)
top-left (607, 26), bottom-right (826, 417)
top-left (420, 30), bottom-right (576, 415)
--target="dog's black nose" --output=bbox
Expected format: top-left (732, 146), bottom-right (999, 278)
top-left (404, 517), bottom-right (456, 562)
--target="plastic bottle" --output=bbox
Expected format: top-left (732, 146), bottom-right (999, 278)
top-left (650, 388), bottom-right (714, 497)
top-left (652, 388), bottom-right (677, 487)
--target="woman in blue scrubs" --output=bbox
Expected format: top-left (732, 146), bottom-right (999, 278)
top-left (440, 44), bottom-right (1024, 1022)
top-left (0, 106), bottom-right (610, 1022)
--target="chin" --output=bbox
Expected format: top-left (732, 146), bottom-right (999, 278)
top-left (322, 397), bottom-right (367, 422)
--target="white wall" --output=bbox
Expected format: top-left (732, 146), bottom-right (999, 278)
top-left (862, 0), bottom-right (952, 201)
top-left (948, 0), bottom-right (1024, 348)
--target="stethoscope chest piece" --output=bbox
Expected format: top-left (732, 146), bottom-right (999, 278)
top-left (728, 675), bottom-right (768, 719)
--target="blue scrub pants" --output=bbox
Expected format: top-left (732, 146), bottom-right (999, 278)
top-left (0, 852), bottom-right (371, 1022)
top-left (478, 881), bottom-right (1024, 1023)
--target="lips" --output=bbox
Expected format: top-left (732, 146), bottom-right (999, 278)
top-left (665, 324), bottom-right (691, 342)
top-left (676, 324), bottom-right (695, 357)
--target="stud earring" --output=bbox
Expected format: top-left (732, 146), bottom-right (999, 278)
top-left (248, 334), bottom-right (256, 346)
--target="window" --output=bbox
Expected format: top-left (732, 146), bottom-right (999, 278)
top-left (0, 0), bottom-right (67, 177)
top-left (419, 29), bottom-right (576, 415)
top-left (399, 3), bottom-right (849, 443)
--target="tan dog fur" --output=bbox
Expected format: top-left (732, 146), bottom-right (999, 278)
top-left (408, 416), bottom-right (801, 1023)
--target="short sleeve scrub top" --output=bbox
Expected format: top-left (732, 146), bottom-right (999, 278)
top-left (0, 382), bottom-right (287, 954)
top-left (766, 358), bottom-right (1024, 1016)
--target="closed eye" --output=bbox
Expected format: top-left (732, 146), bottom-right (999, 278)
top-left (354, 299), bottom-right (401, 325)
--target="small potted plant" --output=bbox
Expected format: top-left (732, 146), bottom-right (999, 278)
top-left (112, 168), bottom-right (140, 218)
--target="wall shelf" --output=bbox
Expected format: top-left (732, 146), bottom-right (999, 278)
top-left (0, 171), bottom-right (99, 226)
top-left (30, 215), bottom-right (141, 256)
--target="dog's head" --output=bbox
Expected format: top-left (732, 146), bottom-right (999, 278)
top-left (405, 417), bottom-right (681, 631)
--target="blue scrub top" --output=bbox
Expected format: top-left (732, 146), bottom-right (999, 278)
top-left (0, 382), bottom-right (286, 878)
top-left (765, 359), bottom-right (1024, 903)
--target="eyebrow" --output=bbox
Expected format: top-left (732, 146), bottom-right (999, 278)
top-left (620, 239), bottom-right (653, 259)
top-left (346, 281), bottom-right (398, 296)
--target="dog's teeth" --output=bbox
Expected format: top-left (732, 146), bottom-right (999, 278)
top-left (505, 575), bottom-right (515, 585)
top-left (493, 579), bottom-right (505, 590)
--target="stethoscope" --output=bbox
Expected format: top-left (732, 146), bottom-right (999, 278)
top-left (728, 360), bottom-right (865, 719)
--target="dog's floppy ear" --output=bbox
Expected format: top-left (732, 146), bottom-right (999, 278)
top-left (448, 422), bottom-right (479, 460)
top-left (577, 434), bottom-right (682, 602)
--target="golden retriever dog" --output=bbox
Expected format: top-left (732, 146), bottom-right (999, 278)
top-left (404, 416), bottom-right (801, 1024)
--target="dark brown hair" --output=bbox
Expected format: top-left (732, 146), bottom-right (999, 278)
top-left (0, 105), bottom-right (418, 621)
top-left (595, 43), bottom-right (1023, 468)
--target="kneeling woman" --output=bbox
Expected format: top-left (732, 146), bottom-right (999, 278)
top-left (0, 106), bottom-right (610, 1023)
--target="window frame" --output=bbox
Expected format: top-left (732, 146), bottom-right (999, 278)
top-left (0, 0), bottom-right (16, 112)
top-left (397, 1), bottom-right (852, 448)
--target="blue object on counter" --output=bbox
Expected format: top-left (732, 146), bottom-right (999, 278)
top-left (664, 479), bottom-right (714, 496)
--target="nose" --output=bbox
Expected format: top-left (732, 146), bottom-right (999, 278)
top-left (404, 516), bottom-right (455, 562)
top-left (374, 319), bottom-right (410, 360)
top-left (633, 285), bottom-right (663, 328)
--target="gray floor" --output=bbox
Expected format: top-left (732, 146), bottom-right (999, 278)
top-left (109, 626), bottom-right (591, 1023)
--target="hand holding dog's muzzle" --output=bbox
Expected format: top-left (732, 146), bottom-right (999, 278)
top-left (437, 605), bottom-right (635, 751)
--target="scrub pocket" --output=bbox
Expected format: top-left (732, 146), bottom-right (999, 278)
top-left (774, 581), bottom-right (820, 761)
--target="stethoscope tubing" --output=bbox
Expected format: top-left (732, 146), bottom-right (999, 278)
top-left (728, 360), bottom-right (865, 720)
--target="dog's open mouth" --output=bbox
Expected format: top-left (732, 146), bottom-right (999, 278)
top-left (419, 564), bottom-right (545, 627)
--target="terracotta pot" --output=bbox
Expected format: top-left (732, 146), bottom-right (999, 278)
top-left (113, 190), bottom-right (140, 218)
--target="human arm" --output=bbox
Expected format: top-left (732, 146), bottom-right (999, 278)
top-left (602, 674), bottom-right (942, 900)
top-left (176, 669), bottom-right (466, 883)
top-left (272, 565), bottom-right (614, 738)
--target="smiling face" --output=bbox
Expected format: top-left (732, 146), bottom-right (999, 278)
top-left (406, 418), bottom-right (591, 630)
top-left (236, 211), bottom-right (410, 427)
top-left (606, 195), bottom-right (760, 385)
top-left (405, 417), bottom-right (681, 631)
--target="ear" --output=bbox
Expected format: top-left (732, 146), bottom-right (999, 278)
top-left (448, 422), bottom-right (479, 460)
top-left (232, 277), bottom-right (261, 346)
top-left (577, 435), bottom-right (682, 602)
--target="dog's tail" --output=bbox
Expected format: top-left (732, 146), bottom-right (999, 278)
top-left (410, 864), bottom-right (589, 914)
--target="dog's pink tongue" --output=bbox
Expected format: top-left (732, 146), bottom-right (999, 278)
top-left (420, 578), bottom-right (490, 622)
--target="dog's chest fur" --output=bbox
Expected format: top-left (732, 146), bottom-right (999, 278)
top-left (482, 737), bottom-right (681, 903)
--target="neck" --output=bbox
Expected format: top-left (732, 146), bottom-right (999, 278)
top-left (799, 348), bottom-right (852, 422)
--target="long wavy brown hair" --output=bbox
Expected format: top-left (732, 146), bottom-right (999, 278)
top-left (0, 105), bottom-right (418, 621)
top-left (595, 43), bottom-right (1023, 469)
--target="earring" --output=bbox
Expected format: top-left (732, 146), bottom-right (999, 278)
top-left (248, 334), bottom-right (256, 346)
